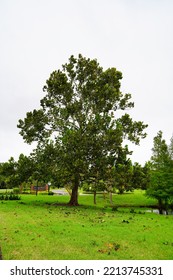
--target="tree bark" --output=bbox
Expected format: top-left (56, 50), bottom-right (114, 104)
top-left (36, 180), bottom-right (38, 196)
top-left (103, 191), bottom-right (107, 200)
top-left (109, 191), bottom-right (113, 206)
top-left (68, 176), bottom-right (79, 206)
top-left (93, 190), bottom-right (97, 205)
top-left (158, 198), bottom-right (163, 214)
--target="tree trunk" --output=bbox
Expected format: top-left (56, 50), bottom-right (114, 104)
top-left (118, 185), bottom-right (124, 194)
top-left (19, 184), bottom-right (23, 194)
top-left (103, 191), bottom-right (107, 200)
top-left (68, 176), bottom-right (79, 206)
top-left (93, 190), bottom-right (97, 205)
top-left (36, 180), bottom-right (38, 196)
top-left (109, 192), bottom-right (113, 206)
top-left (165, 199), bottom-right (169, 215)
top-left (158, 198), bottom-right (163, 214)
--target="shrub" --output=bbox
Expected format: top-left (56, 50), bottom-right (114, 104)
top-left (112, 206), bottom-right (118, 212)
top-left (22, 191), bottom-right (30, 194)
top-left (13, 187), bottom-right (20, 194)
top-left (130, 208), bottom-right (136, 214)
top-left (0, 193), bottom-right (21, 201)
top-left (48, 191), bottom-right (54, 195)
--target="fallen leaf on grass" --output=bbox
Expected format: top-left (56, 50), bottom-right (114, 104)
top-left (98, 243), bottom-right (120, 254)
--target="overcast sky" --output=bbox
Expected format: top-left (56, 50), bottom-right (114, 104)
top-left (0, 0), bottom-right (173, 164)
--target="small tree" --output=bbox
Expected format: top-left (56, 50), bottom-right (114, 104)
top-left (146, 131), bottom-right (173, 214)
top-left (83, 178), bottom-right (105, 205)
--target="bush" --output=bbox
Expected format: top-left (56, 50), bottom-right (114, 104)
top-left (22, 191), bottom-right (30, 194)
top-left (112, 206), bottom-right (118, 212)
top-left (48, 191), bottom-right (54, 195)
top-left (0, 193), bottom-right (21, 201)
top-left (13, 187), bottom-right (20, 194)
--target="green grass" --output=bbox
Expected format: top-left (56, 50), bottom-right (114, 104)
top-left (0, 190), bottom-right (173, 260)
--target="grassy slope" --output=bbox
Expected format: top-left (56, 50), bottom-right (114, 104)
top-left (0, 190), bottom-right (173, 260)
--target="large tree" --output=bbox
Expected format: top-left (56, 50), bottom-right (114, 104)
top-left (18, 54), bottom-right (147, 205)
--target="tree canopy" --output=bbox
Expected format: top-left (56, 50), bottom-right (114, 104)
top-left (18, 54), bottom-right (148, 205)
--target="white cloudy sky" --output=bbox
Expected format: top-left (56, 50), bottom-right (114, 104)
top-left (0, 0), bottom-right (173, 164)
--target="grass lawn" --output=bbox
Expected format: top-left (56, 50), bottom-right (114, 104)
top-left (0, 190), bottom-right (173, 260)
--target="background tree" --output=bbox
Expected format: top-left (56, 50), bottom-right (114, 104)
top-left (16, 154), bottom-right (34, 192)
top-left (0, 157), bottom-right (18, 189)
top-left (146, 131), bottom-right (173, 214)
top-left (30, 141), bottom-right (59, 192)
top-left (0, 163), bottom-right (6, 189)
top-left (113, 146), bottom-right (133, 194)
top-left (18, 54), bottom-right (147, 205)
top-left (168, 134), bottom-right (173, 160)
top-left (131, 162), bottom-right (150, 190)
top-left (0, 155), bottom-right (34, 192)
top-left (82, 177), bottom-right (105, 205)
